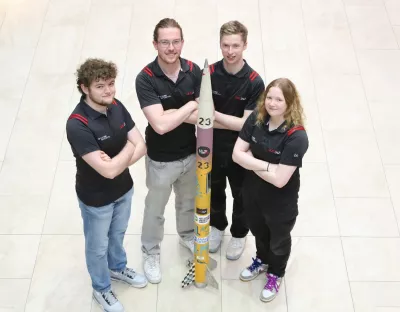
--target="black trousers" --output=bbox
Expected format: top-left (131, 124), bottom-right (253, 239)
top-left (243, 171), bottom-right (297, 277)
top-left (249, 216), bottom-right (296, 277)
top-left (210, 153), bottom-right (249, 238)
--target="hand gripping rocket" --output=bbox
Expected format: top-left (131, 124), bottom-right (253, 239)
top-left (181, 59), bottom-right (218, 290)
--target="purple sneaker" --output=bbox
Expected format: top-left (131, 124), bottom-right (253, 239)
top-left (260, 273), bottom-right (282, 302)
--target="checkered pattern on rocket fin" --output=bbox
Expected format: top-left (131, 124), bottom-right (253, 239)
top-left (181, 262), bottom-right (195, 288)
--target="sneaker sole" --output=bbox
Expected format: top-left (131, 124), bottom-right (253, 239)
top-left (144, 274), bottom-right (162, 284)
top-left (209, 244), bottom-right (220, 253)
top-left (209, 239), bottom-right (223, 253)
top-left (239, 274), bottom-right (259, 282)
top-left (259, 293), bottom-right (276, 302)
top-left (110, 277), bottom-right (148, 288)
top-left (239, 272), bottom-right (265, 282)
top-left (92, 294), bottom-right (124, 312)
top-left (226, 251), bottom-right (244, 261)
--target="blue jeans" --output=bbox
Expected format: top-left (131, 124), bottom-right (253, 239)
top-left (78, 187), bottom-right (133, 292)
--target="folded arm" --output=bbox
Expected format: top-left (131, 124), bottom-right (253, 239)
top-left (233, 137), bottom-right (295, 188)
top-left (142, 101), bottom-right (197, 135)
top-left (252, 165), bottom-right (297, 188)
top-left (184, 109), bottom-right (227, 129)
top-left (165, 105), bottom-right (227, 129)
top-left (215, 110), bottom-right (253, 131)
top-left (82, 141), bottom-right (135, 179)
top-left (136, 73), bottom-right (197, 135)
top-left (232, 137), bottom-right (273, 171)
top-left (126, 125), bottom-right (147, 165)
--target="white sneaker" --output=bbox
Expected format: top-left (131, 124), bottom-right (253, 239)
top-left (260, 273), bottom-right (282, 302)
top-left (143, 254), bottom-right (161, 284)
top-left (226, 237), bottom-right (246, 260)
top-left (209, 226), bottom-right (224, 253)
top-left (93, 289), bottom-right (124, 312)
top-left (179, 237), bottom-right (194, 253)
top-left (110, 267), bottom-right (148, 288)
top-left (240, 257), bottom-right (268, 281)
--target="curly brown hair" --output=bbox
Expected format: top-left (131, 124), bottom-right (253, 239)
top-left (256, 78), bottom-right (305, 128)
top-left (76, 58), bottom-right (118, 95)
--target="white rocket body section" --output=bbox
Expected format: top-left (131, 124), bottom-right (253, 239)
top-left (197, 59), bottom-right (214, 130)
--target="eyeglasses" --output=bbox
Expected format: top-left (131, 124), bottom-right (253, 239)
top-left (157, 39), bottom-right (183, 48)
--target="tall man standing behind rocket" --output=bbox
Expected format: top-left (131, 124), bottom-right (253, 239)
top-left (208, 21), bottom-right (265, 260)
top-left (135, 18), bottom-right (201, 284)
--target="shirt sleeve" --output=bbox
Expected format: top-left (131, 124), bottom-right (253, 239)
top-left (116, 100), bottom-right (135, 132)
top-left (245, 76), bottom-right (265, 111)
top-left (280, 129), bottom-right (309, 167)
top-left (238, 110), bottom-right (257, 143)
top-left (135, 73), bottom-right (160, 109)
top-left (193, 63), bottom-right (202, 98)
top-left (66, 119), bottom-right (100, 157)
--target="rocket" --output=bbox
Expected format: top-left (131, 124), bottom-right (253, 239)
top-left (181, 59), bottom-right (218, 289)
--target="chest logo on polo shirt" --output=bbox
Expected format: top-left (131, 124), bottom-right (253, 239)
top-left (251, 136), bottom-right (257, 143)
top-left (268, 148), bottom-right (281, 155)
top-left (234, 96), bottom-right (247, 101)
top-left (120, 122), bottom-right (126, 129)
top-left (212, 90), bottom-right (221, 96)
top-left (98, 135), bottom-right (111, 141)
top-left (159, 94), bottom-right (171, 100)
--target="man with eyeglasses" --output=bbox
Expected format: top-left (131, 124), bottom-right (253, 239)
top-left (135, 18), bottom-right (201, 284)
top-left (208, 21), bottom-right (265, 261)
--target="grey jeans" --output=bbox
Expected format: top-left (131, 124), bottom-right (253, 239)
top-left (141, 153), bottom-right (196, 255)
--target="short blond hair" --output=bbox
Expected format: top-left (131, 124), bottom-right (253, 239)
top-left (220, 20), bottom-right (248, 43)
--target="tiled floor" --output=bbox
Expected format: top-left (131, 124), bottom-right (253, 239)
top-left (0, 0), bottom-right (399, 311)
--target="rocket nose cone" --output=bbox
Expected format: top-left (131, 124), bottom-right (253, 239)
top-left (204, 59), bottom-right (208, 68)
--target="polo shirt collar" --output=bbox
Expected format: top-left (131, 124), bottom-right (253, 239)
top-left (219, 59), bottom-right (250, 78)
top-left (265, 116), bottom-right (290, 133)
top-left (79, 95), bottom-right (109, 120)
top-left (152, 57), bottom-right (190, 77)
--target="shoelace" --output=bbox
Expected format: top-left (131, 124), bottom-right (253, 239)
top-left (123, 267), bottom-right (136, 279)
top-left (147, 255), bottom-right (159, 270)
top-left (230, 238), bottom-right (243, 248)
top-left (102, 290), bottom-right (118, 305)
top-left (264, 274), bottom-right (279, 292)
top-left (247, 257), bottom-right (263, 272)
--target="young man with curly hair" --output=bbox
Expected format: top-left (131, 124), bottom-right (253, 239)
top-left (135, 18), bottom-right (201, 284)
top-left (66, 58), bottom-right (147, 312)
top-left (208, 21), bottom-right (265, 260)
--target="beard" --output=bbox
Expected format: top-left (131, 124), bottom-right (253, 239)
top-left (87, 92), bottom-right (112, 106)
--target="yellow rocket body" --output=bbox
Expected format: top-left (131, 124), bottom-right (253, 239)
top-left (194, 60), bottom-right (214, 287)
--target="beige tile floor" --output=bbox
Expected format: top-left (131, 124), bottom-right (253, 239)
top-left (0, 0), bottom-right (399, 311)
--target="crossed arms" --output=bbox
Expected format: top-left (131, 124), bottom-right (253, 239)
top-left (158, 104), bottom-right (253, 131)
top-left (82, 126), bottom-right (146, 179)
top-left (232, 138), bottom-right (297, 188)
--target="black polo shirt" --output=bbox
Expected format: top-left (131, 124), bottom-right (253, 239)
top-left (210, 59), bottom-right (265, 154)
top-left (66, 96), bottom-right (135, 207)
top-left (135, 57), bottom-right (201, 162)
top-left (239, 110), bottom-right (309, 220)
